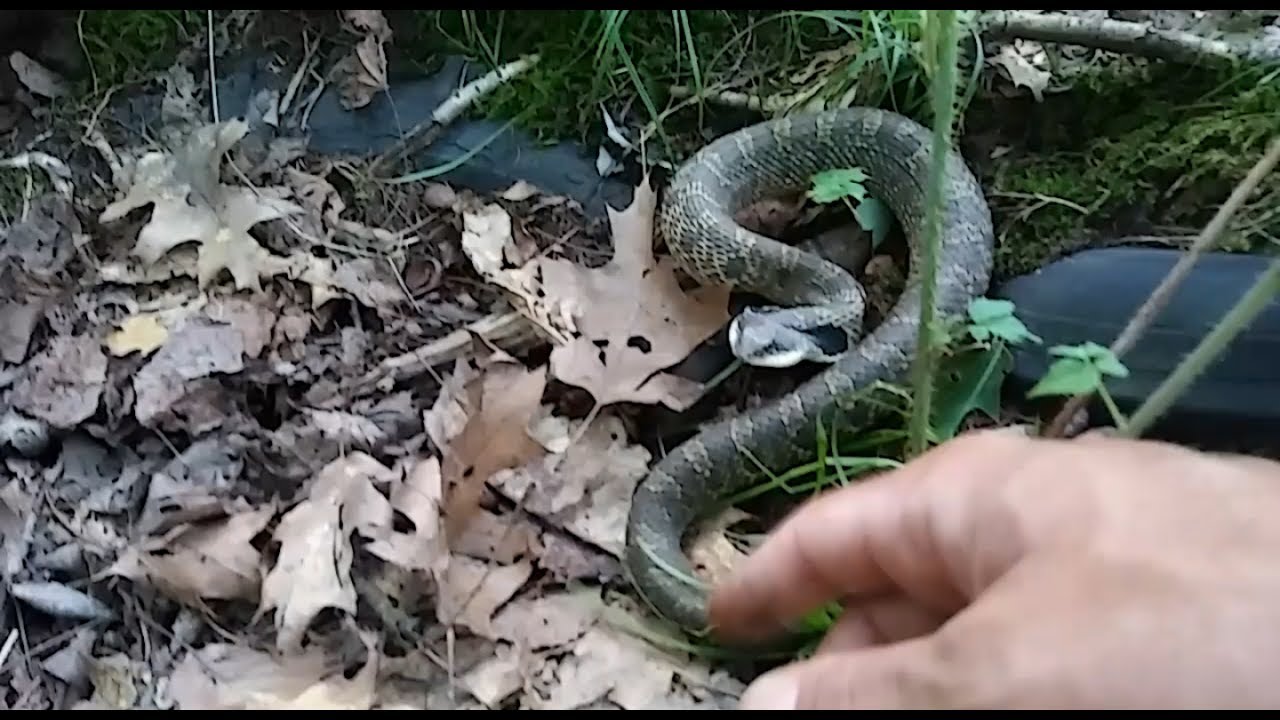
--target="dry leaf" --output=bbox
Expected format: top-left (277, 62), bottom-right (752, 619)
top-left (464, 179), bottom-right (730, 410)
top-left (99, 120), bottom-right (303, 291)
top-left (10, 333), bottom-right (108, 429)
top-left (109, 504), bottom-right (276, 605)
top-left (132, 319), bottom-right (245, 426)
top-left (258, 453), bottom-right (396, 652)
top-left (687, 507), bottom-right (753, 588)
top-left (10, 50), bottom-right (67, 98)
top-left (332, 11), bottom-right (392, 109)
top-left (439, 346), bottom-right (548, 542)
top-left (168, 633), bottom-right (378, 710)
top-left (106, 313), bottom-right (169, 357)
top-left (10, 581), bottom-right (113, 621)
top-left (991, 41), bottom-right (1052, 101)
top-left (461, 644), bottom-right (524, 707)
top-left (436, 555), bottom-right (533, 638)
top-left (0, 478), bottom-right (36, 579)
top-left (500, 180), bottom-right (539, 201)
top-left (491, 588), bottom-right (602, 650)
top-left (548, 180), bottom-right (729, 409)
top-left (363, 456), bottom-right (448, 575)
top-left (493, 412), bottom-right (649, 557)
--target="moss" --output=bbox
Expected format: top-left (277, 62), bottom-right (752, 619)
top-left (990, 62), bottom-right (1280, 276)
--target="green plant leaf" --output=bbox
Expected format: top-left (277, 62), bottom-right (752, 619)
top-left (930, 343), bottom-right (1010, 441)
top-left (1027, 357), bottom-right (1102, 398)
top-left (966, 297), bottom-right (1042, 346)
top-left (808, 167), bottom-right (868, 204)
top-left (854, 197), bottom-right (893, 248)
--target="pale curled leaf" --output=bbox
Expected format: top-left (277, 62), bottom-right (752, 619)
top-left (10, 581), bottom-right (113, 621)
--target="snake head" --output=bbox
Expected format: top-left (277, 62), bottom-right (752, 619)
top-left (728, 306), bottom-right (853, 368)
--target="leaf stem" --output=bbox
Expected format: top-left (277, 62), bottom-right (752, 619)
top-left (906, 9), bottom-right (960, 459)
top-left (1096, 383), bottom-right (1127, 432)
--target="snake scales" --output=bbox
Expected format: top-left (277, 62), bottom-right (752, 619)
top-left (623, 107), bottom-right (996, 634)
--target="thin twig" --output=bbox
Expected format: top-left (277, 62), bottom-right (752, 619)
top-left (1044, 136), bottom-right (1280, 437)
top-left (1124, 257), bottom-right (1280, 438)
top-left (207, 10), bottom-right (219, 124)
top-left (370, 54), bottom-right (540, 175)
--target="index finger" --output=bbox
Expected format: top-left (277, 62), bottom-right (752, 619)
top-left (707, 429), bottom-right (1037, 644)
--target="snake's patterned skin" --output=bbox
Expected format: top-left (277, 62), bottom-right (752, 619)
top-left (623, 107), bottom-right (996, 634)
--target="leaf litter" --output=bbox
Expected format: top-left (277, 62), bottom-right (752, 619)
top-left (0, 20), bottom-right (780, 712)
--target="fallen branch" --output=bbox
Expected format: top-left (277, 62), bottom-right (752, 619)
top-left (1044, 136), bottom-right (1280, 437)
top-left (323, 310), bottom-right (545, 404)
top-left (370, 54), bottom-right (540, 175)
top-left (981, 11), bottom-right (1280, 66)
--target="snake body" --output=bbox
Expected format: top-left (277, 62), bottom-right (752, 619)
top-left (623, 107), bottom-right (996, 634)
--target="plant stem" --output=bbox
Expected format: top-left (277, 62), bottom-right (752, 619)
top-left (1096, 384), bottom-right (1127, 433)
top-left (1044, 135), bottom-right (1280, 438)
top-left (906, 9), bottom-right (959, 459)
top-left (1124, 258), bottom-right (1280, 438)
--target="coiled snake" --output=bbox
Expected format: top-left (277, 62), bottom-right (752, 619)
top-left (623, 107), bottom-right (996, 634)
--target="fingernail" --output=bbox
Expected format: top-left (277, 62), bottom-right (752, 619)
top-left (739, 670), bottom-right (799, 710)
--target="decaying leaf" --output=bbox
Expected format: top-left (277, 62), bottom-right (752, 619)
top-left (990, 41), bottom-right (1052, 101)
top-left (491, 588), bottom-right (602, 650)
top-left (363, 456), bottom-right (448, 575)
top-left (109, 504), bottom-right (276, 605)
top-left (436, 555), bottom-right (533, 638)
top-left (687, 507), bottom-right (754, 589)
top-left (492, 412), bottom-right (649, 557)
top-left (132, 318), bottom-right (245, 426)
top-left (0, 478), bottom-right (36, 578)
top-left (331, 10), bottom-right (392, 109)
top-left (168, 633), bottom-right (379, 710)
top-left (257, 452), bottom-right (396, 652)
top-left (99, 120), bottom-right (303, 291)
top-left (10, 333), bottom-right (108, 429)
top-left (463, 179), bottom-right (730, 411)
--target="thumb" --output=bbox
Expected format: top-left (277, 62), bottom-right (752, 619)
top-left (737, 637), bottom-right (969, 710)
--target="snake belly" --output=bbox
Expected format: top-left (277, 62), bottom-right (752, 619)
top-left (623, 107), bottom-right (996, 634)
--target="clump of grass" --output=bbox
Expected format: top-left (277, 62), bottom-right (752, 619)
top-left (991, 61), bottom-right (1280, 276)
top-left (77, 10), bottom-right (205, 90)
top-left (404, 10), bottom-right (967, 158)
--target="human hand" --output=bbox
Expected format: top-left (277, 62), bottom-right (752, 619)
top-left (709, 430), bottom-right (1280, 709)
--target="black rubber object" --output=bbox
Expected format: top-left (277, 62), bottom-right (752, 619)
top-left (993, 246), bottom-right (1280, 453)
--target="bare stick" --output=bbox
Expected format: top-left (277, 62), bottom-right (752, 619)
top-left (981, 11), bottom-right (1280, 65)
top-left (370, 54), bottom-right (540, 175)
top-left (1044, 136), bottom-right (1280, 437)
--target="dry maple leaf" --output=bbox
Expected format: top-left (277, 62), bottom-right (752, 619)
top-left (463, 178), bottom-right (730, 411)
top-left (437, 345), bottom-right (548, 542)
top-left (547, 179), bottom-right (731, 410)
top-left (99, 120), bottom-right (303, 291)
top-left (257, 452), bottom-right (396, 652)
